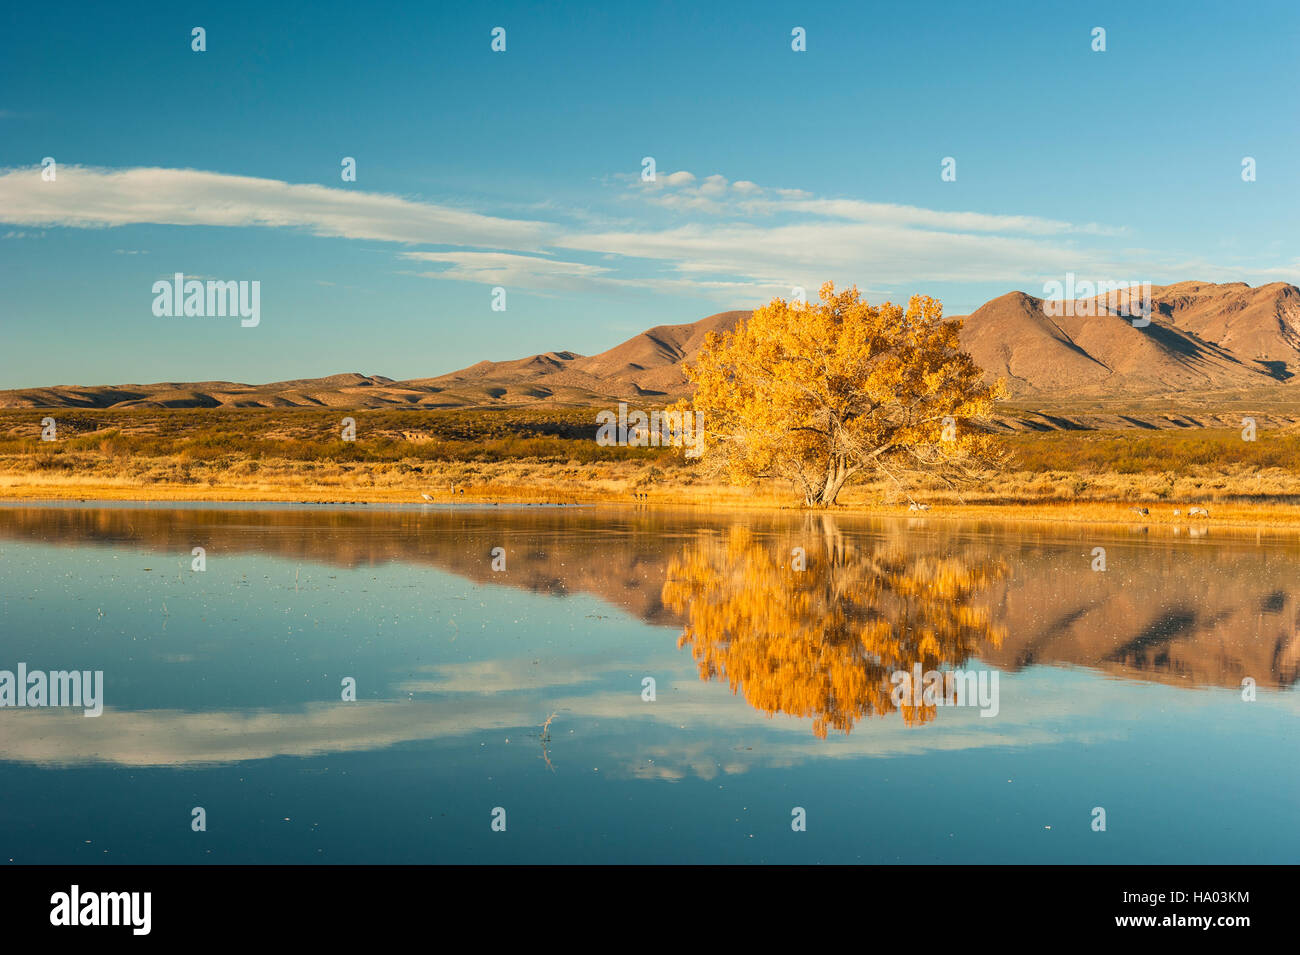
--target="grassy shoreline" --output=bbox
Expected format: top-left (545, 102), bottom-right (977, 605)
top-left (3, 467), bottom-right (1299, 533)
top-left (3, 407), bottom-right (1299, 529)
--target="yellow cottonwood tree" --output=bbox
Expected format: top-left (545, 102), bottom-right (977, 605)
top-left (682, 282), bottom-right (1007, 506)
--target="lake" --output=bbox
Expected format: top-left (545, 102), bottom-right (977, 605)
top-left (0, 502), bottom-right (1296, 863)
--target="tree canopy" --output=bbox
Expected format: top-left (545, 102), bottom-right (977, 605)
top-left (682, 282), bottom-right (1007, 506)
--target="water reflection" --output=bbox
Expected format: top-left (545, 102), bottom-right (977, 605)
top-left (0, 503), bottom-right (1296, 697)
top-left (663, 517), bottom-right (1006, 735)
top-left (1, 504), bottom-right (1297, 863)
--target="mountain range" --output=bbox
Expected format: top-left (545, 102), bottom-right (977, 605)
top-left (4, 281), bottom-right (1299, 412)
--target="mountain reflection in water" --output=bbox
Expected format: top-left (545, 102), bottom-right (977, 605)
top-left (2, 503), bottom-right (1298, 863)
top-left (1, 503), bottom-right (1296, 706)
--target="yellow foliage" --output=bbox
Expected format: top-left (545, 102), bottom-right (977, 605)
top-left (681, 282), bottom-right (1008, 506)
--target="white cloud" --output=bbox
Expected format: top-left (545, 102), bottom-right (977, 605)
top-left (698, 173), bottom-right (729, 196)
top-left (400, 250), bottom-right (612, 289)
top-left (0, 164), bottom-right (553, 249)
top-left (1, 162), bottom-right (1286, 302)
top-left (631, 171), bottom-right (1115, 236)
top-left (557, 220), bottom-right (1096, 286)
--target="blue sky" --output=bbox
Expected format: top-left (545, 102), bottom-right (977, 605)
top-left (1, 0), bottom-right (1297, 388)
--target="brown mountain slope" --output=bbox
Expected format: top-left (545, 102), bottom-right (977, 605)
top-left (953, 291), bottom-right (1113, 393)
top-left (3, 285), bottom-right (1298, 409)
top-left (408, 310), bottom-right (749, 398)
top-left (567, 310), bottom-right (749, 393)
top-left (1155, 281), bottom-right (1300, 375)
top-left (952, 286), bottom-right (1287, 397)
top-left (0, 375), bottom-right (419, 410)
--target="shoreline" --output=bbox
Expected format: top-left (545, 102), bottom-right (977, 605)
top-left (5, 411), bottom-right (1300, 532)
top-left (2, 482), bottom-right (1297, 534)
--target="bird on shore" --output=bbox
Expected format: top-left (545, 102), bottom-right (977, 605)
top-left (908, 502), bottom-right (930, 512)
top-left (1130, 506), bottom-right (1149, 517)
top-left (1188, 506), bottom-right (1209, 517)
top-left (420, 493), bottom-right (432, 502)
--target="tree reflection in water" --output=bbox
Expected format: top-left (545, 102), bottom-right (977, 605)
top-left (662, 516), bottom-right (1006, 736)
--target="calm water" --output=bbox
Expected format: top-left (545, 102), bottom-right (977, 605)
top-left (0, 502), bottom-right (1296, 864)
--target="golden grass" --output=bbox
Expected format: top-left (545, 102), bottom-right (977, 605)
top-left (2, 408), bottom-right (1299, 528)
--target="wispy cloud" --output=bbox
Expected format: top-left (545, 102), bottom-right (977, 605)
top-left (629, 171), bottom-right (1120, 236)
top-left (2, 162), bottom-right (1287, 303)
top-left (0, 164), bottom-right (552, 249)
top-left (400, 250), bottom-right (613, 290)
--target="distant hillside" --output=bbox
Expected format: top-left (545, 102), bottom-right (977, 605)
top-left (954, 282), bottom-right (1300, 396)
top-left (3, 284), bottom-right (1298, 412)
top-left (405, 310), bottom-right (748, 402)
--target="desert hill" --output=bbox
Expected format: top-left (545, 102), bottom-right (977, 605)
top-left (3, 284), bottom-right (1298, 413)
top-left (952, 284), bottom-right (1299, 396)
top-left (403, 309), bottom-right (749, 400)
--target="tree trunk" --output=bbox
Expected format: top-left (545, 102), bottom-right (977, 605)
top-left (810, 457), bottom-right (852, 507)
